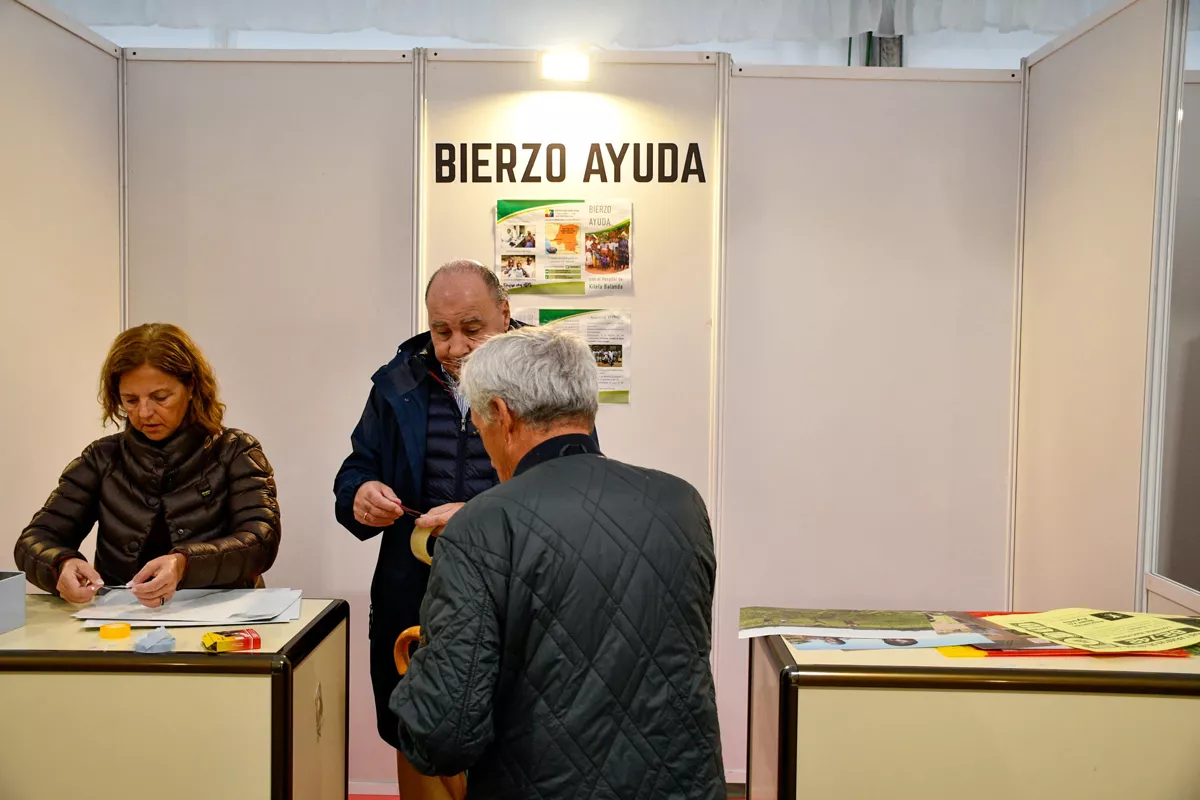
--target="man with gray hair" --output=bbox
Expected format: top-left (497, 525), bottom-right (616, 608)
top-left (390, 326), bottom-right (726, 800)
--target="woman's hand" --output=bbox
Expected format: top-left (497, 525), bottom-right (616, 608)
top-left (414, 502), bottom-right (466, 531)
top-left (129, 553), bottom-right (187, 608)
top-left (57, 558), bottom-right (104, 604)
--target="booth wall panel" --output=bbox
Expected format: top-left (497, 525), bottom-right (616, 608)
top-left (423, 58), bottom-right (721, 776)
top-left (422, 60), bottom-right (718, 506)
top-left (1147, 591), bottom-right (1200, 615)
top-left (1157, 80), bottom-right (1200, 592)
top-left (124, 59), bottom-right (414, 786)
top-left (720, 73), bottom-right (1019, 774)
top-left (0, 0), bottom-right (120, 573)
top-left (1014, 0), bottom-right (1170, 611)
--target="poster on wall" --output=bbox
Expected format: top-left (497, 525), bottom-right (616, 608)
top-left (496, 199), bottom-right (632, 296)
top-left (513, 308), bottom-right (632, 404)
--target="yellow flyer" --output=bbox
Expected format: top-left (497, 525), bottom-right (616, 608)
top-left (984, 608), bottom-right (1200, 652)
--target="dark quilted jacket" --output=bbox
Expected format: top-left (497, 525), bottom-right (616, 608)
top-left (419, 371), bottom-right (496, 511)
top-left (15, 425), bottom-right (280, 593)
top-left (391, 441), bottom-right (726, 800)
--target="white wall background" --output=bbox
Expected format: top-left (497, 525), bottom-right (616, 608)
top-left (422, 54), bottom-right (719, 509)
top-left (0, 0), bottom-right (120, 575)
top-left (719, 67), bottom-right (1020, 777)
top-left (421, 52), bottom-right (723, 779)
top-left (1014, 0), bottom-right (1172, 612)
top-left (122, 54), bottom-right (415, 788)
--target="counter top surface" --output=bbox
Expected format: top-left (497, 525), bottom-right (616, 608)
top-left (776, 635), bottom-right (1200, 675)
top-left (0, 594), bottom-right (338, 656)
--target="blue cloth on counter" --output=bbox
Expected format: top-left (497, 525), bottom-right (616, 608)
top-left (133, 627), bottom-right (176, 653)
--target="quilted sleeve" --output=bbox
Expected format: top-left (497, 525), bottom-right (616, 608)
top-left (333, 387), bottom-right (394, 542)
top-left (175, 436), bottom-right (281, 588)
top-left (391, 536), bottom-right (500, 776)
top-left (14, 444), bottom-right (104, 594)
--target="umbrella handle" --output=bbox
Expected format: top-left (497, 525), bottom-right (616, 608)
top-left (394, 625), bottom-right (421, 675)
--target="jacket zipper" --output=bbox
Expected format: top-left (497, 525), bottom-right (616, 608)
top-left (455, 410), bottom-right (468, 500)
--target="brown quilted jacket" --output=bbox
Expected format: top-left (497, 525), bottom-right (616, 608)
top-left (14, 425), bottom-right (281, 594)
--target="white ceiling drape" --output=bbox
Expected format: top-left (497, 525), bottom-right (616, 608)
top-left (49, 0), bottom-right (882, 45)
top-left (895, 0), bottom-right (1113, 34)
top-left (46, 0), bottom-right (1200, 45)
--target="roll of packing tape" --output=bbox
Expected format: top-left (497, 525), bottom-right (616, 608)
top-left (99, 622), bottom-right (131, 639)
top-left (410, 527), bottom-right (434, 565)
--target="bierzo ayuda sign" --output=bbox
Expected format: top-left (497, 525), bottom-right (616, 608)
top-left (435, 142), bottom-right (706, 183)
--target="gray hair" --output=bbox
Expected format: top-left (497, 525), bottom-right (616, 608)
top-left (460, 326), bottom-right (598, 428)
top-left (425, 259), bottom-right (508, 306)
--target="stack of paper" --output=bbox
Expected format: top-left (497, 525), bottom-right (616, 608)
top-left (75, 588), bottom-right (302, 629)
top-left (738, 607), bottom-right (1023, 651)
top-left (983, 608), bottom-right (1200, 653)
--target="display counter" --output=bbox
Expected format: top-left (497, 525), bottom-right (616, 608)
top-left (0, 595), bottom-right (349, 800)
top-left (748, 634), bottom-right (1200, 800)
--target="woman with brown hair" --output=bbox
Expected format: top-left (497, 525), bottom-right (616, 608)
top-left (14, 323), bottom-right (281, 608)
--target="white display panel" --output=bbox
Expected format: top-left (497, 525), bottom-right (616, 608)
top-left (1014, 0), bottom-right (1175, 612)
top-left (1157, 78), bottom-right (1200, 594)
top-left (123, 54), bottom-right (415, 787)
top-left (422, 53), bottom-right (720, 508)
top-left (423, 52), bottom-right (722, 774)
top-left (0, 0), bottom-right (121, 572)
top-left (720, 68), bottom-right (1020, 776)
top-left (794, 688), bottom-right (1200, 799)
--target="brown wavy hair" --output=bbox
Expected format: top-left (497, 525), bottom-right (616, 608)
top-left (99, 323), bottom-right (225, 435)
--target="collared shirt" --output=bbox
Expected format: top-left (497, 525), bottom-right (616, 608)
top-left (442, 369), bottom-right (469, 419)
top-left (513, 433), bottom-right (603, 478)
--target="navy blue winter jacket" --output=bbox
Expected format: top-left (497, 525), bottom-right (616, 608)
top-left (334, 322), bottom-right (597, 747)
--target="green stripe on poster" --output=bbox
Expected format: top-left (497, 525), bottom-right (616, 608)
top-left (507, 282), bottom-right (586, 295)
top-left (539, 309), bottom-right (598, 324)
top-left (497, 199), bottom-right (585, 223)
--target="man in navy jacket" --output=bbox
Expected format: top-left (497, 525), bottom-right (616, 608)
top-left (334, 259), bottom-right (523, 793)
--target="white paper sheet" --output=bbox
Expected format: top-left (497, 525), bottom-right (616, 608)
top-left (74, 588), bottom-right (302, 623)
top-left (80, 597), bottom-right (303, 629)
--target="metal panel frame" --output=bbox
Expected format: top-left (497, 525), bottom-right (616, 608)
top-left (1139, 0), bottom-right (1190, 611)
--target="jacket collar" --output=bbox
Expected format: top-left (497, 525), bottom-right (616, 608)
top-left (121, 422), bottom-right (211, 474)
top-left (513, 433), bottom-right (602, 478)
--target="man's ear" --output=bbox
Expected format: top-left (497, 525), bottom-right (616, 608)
top-left (492, 398), bottom-right (515, 439)
top-left (499, 299), bottom-right (511, 329)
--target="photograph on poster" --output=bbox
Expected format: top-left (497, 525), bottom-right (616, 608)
top-left (501, 254), bottom-right (535, 278)
top-left (502, 224), bottom-right (537, 250)
top-left (585, 221), bottom-right (631, 276)
top-left (495, 199), bottom-right (632, 295)
top-left (591, 344), bottom-right (624, 368)
top-left (514, 308), bottom-right (632, 403)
